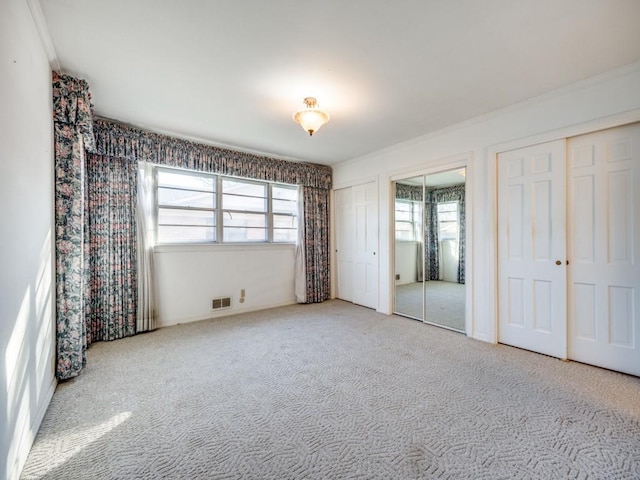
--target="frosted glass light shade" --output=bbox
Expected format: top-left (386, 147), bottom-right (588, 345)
top-left (293, 97), bottom-right (330, 136)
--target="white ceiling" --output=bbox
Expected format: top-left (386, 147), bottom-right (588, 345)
top-left (397, 169), bottom-right (465, 188)
top-left (38, 0), bottom-right (640, 165)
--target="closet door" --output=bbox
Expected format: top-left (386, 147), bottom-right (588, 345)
top-left (334, 183), bottom-right (379, 309)
top-left (497, 140), bottom-right (567, 358)
top-left (353, 182), bottom-right (378, 309)
top-left (335, 187), bottom-right (355, 302)
top-left (567, 123), bottom-right (640, 376)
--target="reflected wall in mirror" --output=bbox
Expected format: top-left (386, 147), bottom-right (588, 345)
top-left (393, 168), bottom-right (466, 332)
top-left (394, 176), bottom-right (424, 320)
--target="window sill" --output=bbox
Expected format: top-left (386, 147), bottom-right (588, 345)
top-left (154, 242), bottom-right (297, 254)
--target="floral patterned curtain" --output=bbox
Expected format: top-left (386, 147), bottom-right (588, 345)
top-left (85, 153), bottom-right (138, 344)
top-left (395, 183), bottom-right (423, 202)
top-left (424, 190), bottom-right (439, 281)
top-left (301, 187), bottom-right (331, 302)
top-left (92, 119), bottom-right (332, 189)
top-left (53, 72), bottom-right (96, 380)
top-left (424, 184), bottom-right (465, 284)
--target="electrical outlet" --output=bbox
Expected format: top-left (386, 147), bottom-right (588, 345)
top-left (240, 288), bottom-right (245, 303)
top-left (395, 274), bottom-right (400, 280)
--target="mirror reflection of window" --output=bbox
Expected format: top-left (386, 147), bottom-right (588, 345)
top-left (436, 202), bottom-right (458, 241)
top-left (395, 199), bottom-right (422, 241)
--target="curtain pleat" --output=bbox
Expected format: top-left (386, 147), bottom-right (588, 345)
top-left (302, 187), bottom-right (331, 303)
top-left (85, 153), bottom-right (138, 343)
top-left (53, 72), bottom-right (95, 380)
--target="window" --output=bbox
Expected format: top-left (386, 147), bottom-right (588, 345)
top-left (156, 167), bottom-right (298, 244)
top-left (395, 199), bottom-right (422, 241)
top-left (157, 168), bottom-right (216, 243)
top-left (437, 202), bottom-right (458, 241)
top-left (222, 178), bottom-right (268, 242)
top-left (271, 185), bottom-right (298, 243)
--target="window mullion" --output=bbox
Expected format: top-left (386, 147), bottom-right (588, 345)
top-left (153, 166), bottom-right (159, 243)
top-left (268, 184), bottom-right (273, 243)
top-left (216, 175), bottom-right (223, 243)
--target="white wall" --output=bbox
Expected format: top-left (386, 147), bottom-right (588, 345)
top-left (0, 0), bottom-right (56, 478)
top-left (333, 62), bottom-right (640, 343)
top-left (439, 240), bottom-right (458, 283)
top-left (155, 244), bottom-right (296, 327)
top-left (394, 241), bottom-right (418, 285)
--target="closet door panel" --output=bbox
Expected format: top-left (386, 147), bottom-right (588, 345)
top-left (353, 182), bottom-right (378, 309)
top-left (568, 123), bottom-right (640, 376)
top-left (334, 188), bottom-right (354, 302)
top-left (497, 140), bottom-right (567, 358)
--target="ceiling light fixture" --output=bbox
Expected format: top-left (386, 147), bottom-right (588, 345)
top-left (293, 97), bottom-right (330, 136)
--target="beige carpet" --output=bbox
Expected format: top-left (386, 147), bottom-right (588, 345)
top-left (22, 300), bottom-right (640, 479)
top-left (395, 281), bottom-right (465, 331)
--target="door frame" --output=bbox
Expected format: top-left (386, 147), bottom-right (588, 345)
top-left (487, 109), bottom-right (640, 344)
top-left (389, 152), bottom-right (473, 336)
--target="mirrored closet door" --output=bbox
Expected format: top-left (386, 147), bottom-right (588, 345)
top-left (393, 168), bottom-right (466, 332)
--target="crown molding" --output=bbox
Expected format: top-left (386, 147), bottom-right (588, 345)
top-left (337, 60), bottom-right (640, 168)
top-left (26, 0), bottom-right (61, 72)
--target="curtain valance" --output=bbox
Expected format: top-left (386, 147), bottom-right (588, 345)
top-left (427, 184), bottom-right (465, 203)
top-left (52, 72), bottom-right (96, 152)
top-left (395, 183), bottom-right (423, 201)
top-left (93, 118), bottom-right (332, 190)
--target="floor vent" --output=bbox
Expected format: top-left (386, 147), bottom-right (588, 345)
top-left (212, 296), bottom-right (232, 310)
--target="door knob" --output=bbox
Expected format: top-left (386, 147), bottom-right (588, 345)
top-left (555, 260), bottom-right (562, 265)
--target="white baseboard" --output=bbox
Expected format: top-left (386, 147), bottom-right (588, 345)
top-left (157, 300), bottom-right (298, 328)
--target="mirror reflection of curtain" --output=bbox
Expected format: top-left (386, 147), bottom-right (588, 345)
top-left (424, 184), bottom-right (465, 284)
top-left (425, 191), bottom-right (438, 280)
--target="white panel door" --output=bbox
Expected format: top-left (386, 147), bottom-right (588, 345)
top-left (567, 123), bottom-right (640, 376)
top-left (353, 182), bottom-right (379, 309)
top-left (497, 140), bottom-right (567, 358)
top-left (334, 187), bottom-right (354, 302)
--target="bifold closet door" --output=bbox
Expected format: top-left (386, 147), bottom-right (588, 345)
top-left (497, 140), bottom-right (567, 359)
top-left (352, 182), bottom-right (378, 309)
top-left (567, 123), bottom-right (640, 377)
top-left (334, 183), bottom-right (379, 310)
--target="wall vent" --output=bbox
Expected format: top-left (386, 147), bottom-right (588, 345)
top-left (212, 296), bottom-right (232, 310)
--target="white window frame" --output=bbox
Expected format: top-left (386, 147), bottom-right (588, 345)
top-left (154, 166), bottom-right (298, 245)
top-left (436, 201), bottom-right (459, 242)
top-left (395, 199), bottom-right (421, 241)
